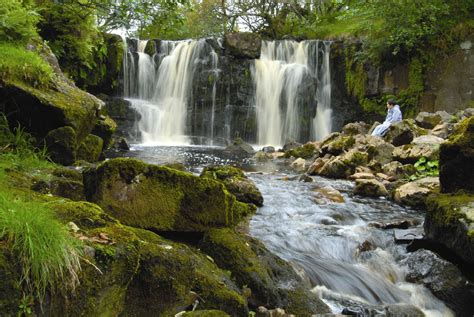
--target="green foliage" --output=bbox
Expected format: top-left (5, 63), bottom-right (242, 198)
top-left (0, 42), bottom-right (53, 87)
top-left (0, 193), bottom-right (82, 303)
top-left (409, 156), bottom-right (439, 181)
top-left (0, 114), bottom-right (53, 173)
top-left (37, 1), bottom-right (101, 82)
top-left (0, 0), bottom-right (39, 43)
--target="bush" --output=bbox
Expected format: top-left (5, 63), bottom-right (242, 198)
top-left (0, 0), bottom-right (39, 43)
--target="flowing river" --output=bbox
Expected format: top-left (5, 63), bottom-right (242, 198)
top-left (113, 144), bottom-right (452, 316)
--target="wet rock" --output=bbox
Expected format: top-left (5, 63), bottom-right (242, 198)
top-left (401, 249), bottom-right (474, 316)
top-left (357, 240), bottom-right (375, 253)
top-left (354, 179), bottom-right (388, 197)
top-left (369, 219), bottom-right (420, 230)
top-left (84, 158), bottom-right (255, 232)
top-left (199, 228), bottom-right (330, 315)
top-left (45, 126), bottom-right (77, 165)
top-left (384, 119), bottom-right (426, 146)
top-left (342, 121), bottom-right (371, 136)
top-left (299, 174), bottom-right (313, 183)
top-left (439, 116), bottom-right (474, 193)
top-left (313, 186), bottom-right (345, 203)
top-left (255, 151), bottom-right (273, 162)
top-left (225, 138), bottom-right (255, 155)
top-left (348, 172), bottom-right (375, 180)
top-left (31, 175), bottom-right (85, 201)
top-left (201, 165), bottom-right (263, 207)
top-left (282, 141), bottom-right (302, 152)
top-left (263, 146), bottom-right (275, 153)
top-left (415, 111), bottom-right (450, 129)
top-left (290, 158), bottom-right (306, 172)
top-left (425, 193), bottom-right (474, 265)
top-left (103, 97), bottom-right (140, 140)
top-left (393, 177), bottom-right (440, 207)
top-left (393, 228), bottom-right (424, 244)
top-left (224, 32), bottom-right (262, 59)
top-left (384, 304), bottom-right (424, 317)
top-left (91, 115), bottom-right (117, 150)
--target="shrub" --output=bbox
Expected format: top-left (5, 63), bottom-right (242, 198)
top-left (0, 0), bottom-right (39, 43)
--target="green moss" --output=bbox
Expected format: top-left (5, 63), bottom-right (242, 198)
top-left (426, 193), bottom-right (474, 227)
top-left (284, 143), bottom-right (316, 159)
top-left (92, 116), bottom-right (117, 150)
top-left (0, 42), bottom-right (54, 88)
top-left (48, 200), bottom-right (117, 229)
top-left (77, 134), bottom-right (104, 162)
top-left (84, 158), bottom-right (255, 232)
top-left (445, 116), bottom-right (474, 148)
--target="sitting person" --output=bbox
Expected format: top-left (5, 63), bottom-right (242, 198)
top-left (371, 99), bottom-right (402, 137)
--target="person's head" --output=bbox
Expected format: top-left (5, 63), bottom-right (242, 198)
top-left (386, 99), bottom-right (396, 109)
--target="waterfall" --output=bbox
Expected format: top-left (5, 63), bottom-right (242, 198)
top-left (123, 39), bottom-right (214, 145)
top-left (253, 40), bottom-right (332, 147)
top-left (312, 41), bottom-right (332, 140)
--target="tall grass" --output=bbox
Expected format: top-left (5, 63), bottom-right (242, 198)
top-left (0, 194), bottom-right (82, 302)
top-left (0, 114), bottom-right (82, 303)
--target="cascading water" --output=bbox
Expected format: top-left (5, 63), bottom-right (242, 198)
top-left (253, 40), bottom-right (332, 147)
top-left (123, 39), bottom-right (215, 145)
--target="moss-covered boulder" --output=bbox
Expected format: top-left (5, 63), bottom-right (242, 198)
top-left (354, 179), bottom-right (388, 197)
top-left (92, 116), bottom-right (117, 150)
top-left (393, 177), bottom-right (440, 208)
top-left (199, 228), bottom-right (330, 315)
top-left (45, 126), bottom-right (77, 165)
top-left (384, 119), bottom-right (426, 146)
top-left (224, 32), bottom-right (262, 59)
top-left (424, 193), bottom-right (474, 265)
top-left (284, 143), bottom-right (316, 159)
top-left (123, 228), bottom-right (247, 316)
top-left (320, 134), bottom-right (355, 155)
top-left (77, 134), bottom-right (104, 162)
top-left (84, 158), bottom-right (255, 232)
top-left (201, 166), bottom-right (263, 207)
top-left (439, 116), bottom-right (474, 193)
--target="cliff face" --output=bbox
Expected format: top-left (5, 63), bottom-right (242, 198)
top-left (97, 34), bottom-right (473, 145)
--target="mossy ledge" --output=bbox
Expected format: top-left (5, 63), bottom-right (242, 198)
top-left (424, 193), bottom-right (474, 265)
top-left (84, 158), bottom-right (256, 232)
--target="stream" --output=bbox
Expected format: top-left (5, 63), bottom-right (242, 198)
top-left (114, 144), bottom-right (453, 316)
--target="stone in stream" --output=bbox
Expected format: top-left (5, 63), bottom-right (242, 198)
top-left (83, 158), bottom-right (256, 232)
top-left (401, 249), bottom-right (474, 316)
top-left (200, 165), bottom-right (264, 207)
top-left (312, 185), bottom-right (345, 203)
top-left (224, 137), bottom-right (255, 155)
top-left (368, 218), bottom-right (420, 230)
top-left (290, 157), bottom-right (307, 172)
top-left (393, 228), bottom-right (424, 244)
top-left (354, 179), bottom-right (388, 197)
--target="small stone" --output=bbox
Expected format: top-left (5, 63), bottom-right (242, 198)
top-left (299, 174), bottom-right (313, 182)
top-left (68, 221), bottom-right (80, 233)
top-left (348, 172), bottom-right (375, 180)
top-left (290, 157), bottom-right (306, 172)
top-left (313, 186), bottom-right (345, 203)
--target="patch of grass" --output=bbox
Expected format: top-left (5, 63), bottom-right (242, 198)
top-left (0, 42), bottom-right (54, 87)
top-left (0, 193), bottom-right (82, 302)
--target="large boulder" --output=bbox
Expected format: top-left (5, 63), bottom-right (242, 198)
top-left (382, 161), bottom-right (417, 180)
top-left (199, 228), bottom-right (330, 315)
top-left (320, 134), bottom-right (355, 156)
top-left (318, 149), bottom-right (369, 179)
top-left (439, 116), bottom-right (474, 193)
top-left (102, 96), bottom-right (140, 140)
top-left (224, 32), bottom-right (262, 59)
top-left (225, 138), bottom-right (255, 156)
top-left (401, 249), bottom-right (474, 316)
top-left (415, 111), bottom-right (451, 129)
top-left (424, 193), bottom-right (474, 265)
top-left (284, 143), bottom-right (316, 159)
top-left (384, 119), bottom-right (426, 146)
top-left (392, 144), bottom-right (439, 164)
top-left (83, 158), bottom-right (255, 232)
top-left (341, 121), bottom-right (371, 136)
top-left (393, 177), bottom-right (440, 207)
top-left (200, 166), bottom-right (263, 207)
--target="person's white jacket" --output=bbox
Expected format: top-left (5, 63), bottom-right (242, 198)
top-left (371, 105), bottom-right (403, 137)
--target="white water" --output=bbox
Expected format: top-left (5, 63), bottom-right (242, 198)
top-left (123, 39), bottom-right (213, 145)
top-left (253, 40), bottom-right (332, 147)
